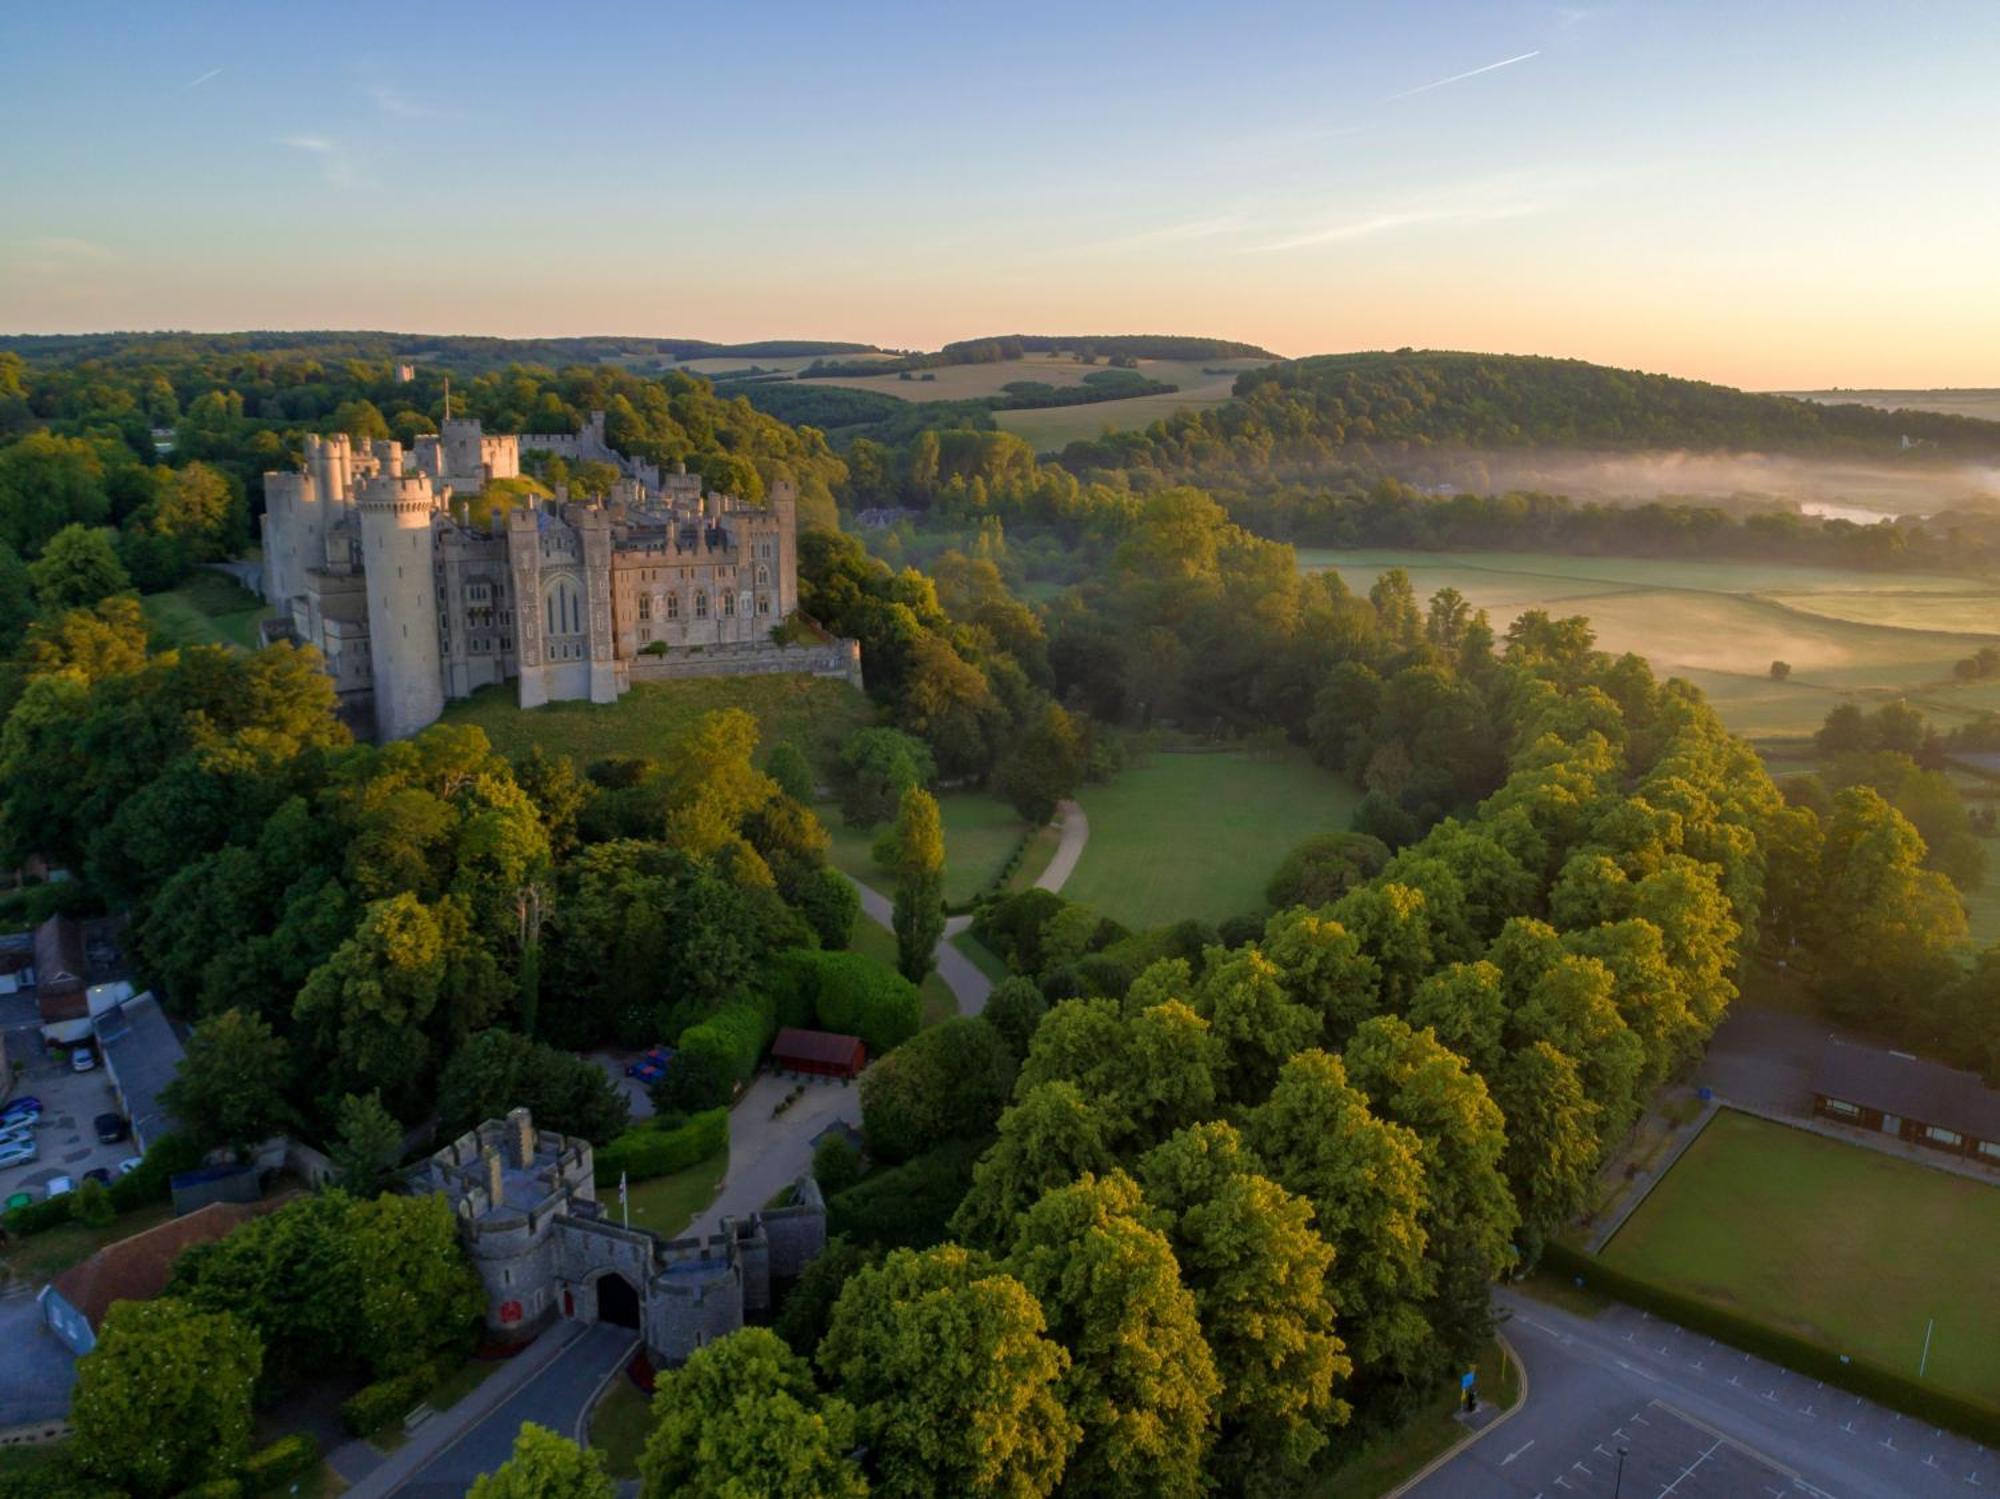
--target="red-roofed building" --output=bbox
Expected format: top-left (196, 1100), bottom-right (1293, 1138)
top-left (770, 1027), bottom-right (867, 1080)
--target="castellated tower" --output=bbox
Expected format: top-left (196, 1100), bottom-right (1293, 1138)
top-left (356, 443), bottom-right (446, 741)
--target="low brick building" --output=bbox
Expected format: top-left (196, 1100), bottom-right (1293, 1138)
top-left (39, 1200), bottom-right (270, 1357)
top-left (1811, 1037), bottom-right (2000, 1166)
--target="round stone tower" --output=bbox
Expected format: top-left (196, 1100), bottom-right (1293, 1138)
top-left (356, 443), bottom-right (445, 741)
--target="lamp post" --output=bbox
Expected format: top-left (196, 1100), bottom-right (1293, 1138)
top-left (1613, 1445), bottom-right (1628, 1498)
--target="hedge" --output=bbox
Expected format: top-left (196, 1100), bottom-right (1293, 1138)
top-left (174, 1482), bottom-right (242, 1499)
top-left (676, 1000), bottom-right (772, 1084)
top-left (790, 949), bottom-right (919, 1055)
top-left (340, 1357), bottom-right (458, 1438)
top-left (1539, 1243), bottom-right (2000, 1446)
top-left (240, 1434), bottom-right (320, 1494)
top-left (593, 1107), bottom-right (728, 1188)
top-left (0, 1133), bottom-right (203, 1239)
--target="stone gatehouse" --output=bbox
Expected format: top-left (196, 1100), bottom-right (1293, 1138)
top-left (421, 1108), bottom-right (825, 1366)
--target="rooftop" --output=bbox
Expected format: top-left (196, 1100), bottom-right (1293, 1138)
top-left (97, 993), bottom-right (185, 1149)
top-left (1813, 1037), bottom-right (2000, 1142)
top-left (47, 1199), bottom-right (269, 1331)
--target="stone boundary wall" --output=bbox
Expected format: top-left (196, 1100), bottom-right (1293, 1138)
top-left (623, 639), bottom-right (862, 690)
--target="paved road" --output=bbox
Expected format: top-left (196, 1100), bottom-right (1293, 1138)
top-left (685, 1072), bottom-right (859, 1240)
top-left (849, 877), bottom-right (995, 1015)
top-left (1033, 800), bottom-right (1088, 892)
top-left (371, 1322), bottom-right (637, 1499)
top-left (1407, 1291), bottom-right (1991, 1498)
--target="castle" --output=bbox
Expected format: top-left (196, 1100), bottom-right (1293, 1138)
top-left (259, 411), bottom-right (860, 740)
top-left (421, 1107), bottom-right (827, 1365)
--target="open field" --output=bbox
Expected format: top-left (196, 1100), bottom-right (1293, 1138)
top-left (821, 791), bottom-right (1038, 909)
top-left (1781, 387), bottom-right (2000, 423)
top-left (140, 571), bottom-right (269, 651)
top-left (440, 675), bottom-right (873, 767)
top-left (1298, 548), bottom-right (2000, 741)
top-left (1065, 749), bottom-right (1363, 929)
top-left (1600, 1109), bottom-right (2000, 1406)
top-left (675, 352), bottom-right (901, 377)
top-left (788, 353), bottom-right (1267, 451)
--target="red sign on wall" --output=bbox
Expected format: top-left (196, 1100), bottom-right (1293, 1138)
top-left (499, 1300), bottom-right (523, 1325)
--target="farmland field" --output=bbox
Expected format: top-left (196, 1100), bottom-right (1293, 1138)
top-left (1601, 1109), bottom-right (2000, 1407)
top-left (1297, 549), bottom-right (2000, 741)
top-left (439, 674), bottom-right (873, 767)
top-left (1781, 387), bottom-right (2000, 423)
top-left (1064, 748), bottom-right (1362, 929)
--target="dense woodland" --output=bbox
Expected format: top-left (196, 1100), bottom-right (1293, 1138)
top-left (2, 335), bottom-right (1999, 1497)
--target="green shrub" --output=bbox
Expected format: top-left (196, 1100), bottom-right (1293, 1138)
top-left (109, 1133), bottom-right (203, 1213)
top-left (240, 1434), bottom-right (320, 1494)
top-left (859, 1018), bottom-right (1015, 1163)
top-left (1540, 1244), bottom-right (2000, 1446)
top-left (593, 1108), bottom-right (728, 1187)
top-left (174, 1481), bottom-right (242, 1499)
top-left (676, 998), bottom-right (772, 1083)
top-left (826, 1137), bottom-right (986, 1250)
top-left (339, 1363), bottom-right (440, 1438)
top-left (792, 949), bottom-right (919, 1054)
top-left (812, 1133), bottom-right (864, 1195)
top-left (2, 1193), bottom-right (76, 1237)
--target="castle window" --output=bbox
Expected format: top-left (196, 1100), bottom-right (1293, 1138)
top-left (638, 594), bottom-right (652, 621)
top-left (723, 591), bottom-right (736, 617)
top-left (758, 595), bottom-right (770, 615)
top-left (694, 591), bottom-right (708, 619)
top-left (756, 565), bottom-right (769, 586)
top-left (666, 592), bottom-right (679, 619)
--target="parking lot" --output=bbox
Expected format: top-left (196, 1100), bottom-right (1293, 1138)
top-left (1503, 1398), bottom-right (1811, 1497)
top-left (0, 1022), bottom-right (137, 1203)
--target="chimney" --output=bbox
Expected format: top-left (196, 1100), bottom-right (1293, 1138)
top-left (508, 1106), bottom-right (535, 1168)
top-left (483, 1147), bottom-right (504, 1206)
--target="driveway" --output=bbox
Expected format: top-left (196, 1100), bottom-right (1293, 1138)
top-left (1033, 800), bottom-right (1089, 893)
top-left (1407, 1290), bottom-right (1989, 1498)
top-left (685, 1072), bottom-right (859, 1241)
top-left (348, 1322), bottom-right (636, 1499)
top-left (0, 1036), bottom-right (135, 1204)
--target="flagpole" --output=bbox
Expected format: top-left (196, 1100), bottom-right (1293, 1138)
top-left (620, 1169), bottom-right (629, 1229)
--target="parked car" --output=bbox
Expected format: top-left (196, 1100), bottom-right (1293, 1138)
top-left (115, 1156), bottom-right (143, 1176)
top-left (0, 1139), bottom-right (37, 1170)
top-left (0, 1096), bottom-right (43, 1123)
top-left (625, 1046), bottom-right (674, 1078)
top-left (3, 1191), bottom-right (31, 1211)
top-left (82, 1168), bottom-right (111, 1187)
top-left (71, 1047), bottom-right (97, 1073)
top-left (0, 1122), bottom-right (35, 1149)
top-left (93, 1113), bottom-right (129, 1144)
top-left (43, 1175), bottom-right (73, 1198)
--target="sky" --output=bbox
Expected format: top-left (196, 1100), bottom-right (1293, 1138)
top-left (4, 0), bottom-right (1998, 390)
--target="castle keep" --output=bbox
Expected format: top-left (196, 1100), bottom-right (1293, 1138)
top-left (260, 411), bottom-right (860, 740)
top-left (421, 1108), bottom-right (827, 1365)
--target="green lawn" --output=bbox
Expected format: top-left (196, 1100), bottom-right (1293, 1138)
top-left (1601, 1109), bottom-right (2000, 1404)
top-left (954, 932), bottom-right (1011, 986)
top-left (0, 1202), bottom-right (176, 1285)
top-left (140, 571), bottom-right (270, 651)
top-left (1063, 749), bottom-right (1363, 929)
top-left (821, 792), bottom-right (1039, 908)
top-left (1307, 1338), bottom-right (1518, 1498)
top-left (441, 674), bottom-right (872, 768)
top-left (619, 1153), bottom-right (727, 1239)
top-left (588, 1376), bottom-right (653, 1479)
top-left (849, 913), bottom-right (958, 1026)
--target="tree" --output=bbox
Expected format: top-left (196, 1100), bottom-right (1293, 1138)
top-left (1495, 1041), bottom-right (1600, 1259)
top-left (438, 1028), bottom-right (631, 1144)
top-left (889, 786), bottom-right (945, 983)
top-left (650, 1046), bottom-right (735, 1114)
top-left (22, 595), bottom-right (149, 683)
top-left (1192, 945), bottom-right (1320, 1104)
top-left (1814, 785), bottom-right (1968, 1020)
top-left (69, 1177), bottom-right (114, 1228)
top-left (1769, 660), bottom-right (1792, 681)
top-left (342, 1192), bottom-right (487, 1376)
top-left (1265, 831), bottom-right (1391, 910)
top-left (981, 976), bottom-right (1049, 1061)
top-left (292, 893), bottom-right (446, 1117)
top-left (0, 431), bottom-right (110, 555)
top-left (159, 1008), bottom-right (293, 1154)
top-left (1138, 1123), bottom-right (1349, 1484)
top-left (642, 1328), bottom-right (866, 1499)
top-left (1246, 1049), bottom-right (1432, 1378)
top-left (330, 1091), bottom-right (404, 1195)
top-left (471, 1424), bottom-right (616, 1499)
top-left (993, 703), bottom-right (1085, 825)
top-left (837, 727), bottom-right (935, 828)
top-left (766, 740), bottom-right (817, 803)
top-left (1005, 1172), bottom-right (1220, 1499)
top-left (949, 1081), bottom-right (1123, 1246)
top-left (71, 1299), bottom-right (261, 1497)
top-left (28, 523), bottom-right (130, 609)
top-left (818, 1245), bottom-right (1078, 1498)
top-left (860, 1016), bottom-right (1016, 1161)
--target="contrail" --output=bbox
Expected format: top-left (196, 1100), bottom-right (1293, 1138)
top-left (1387, 50), bottom-right (1540, 101)
top-left (184, 66), bottom-right (223, 89)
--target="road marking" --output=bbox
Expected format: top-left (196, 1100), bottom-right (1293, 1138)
top-left (1614, 1358), bottom-right (1662, 1386)
top-left (1765, 1388), bottom-right (1778, 1401)
top-left (1801, 1404), bottom-right (1814, 1416)
top-left (1501, 1439), bottom-right (1535, 1466)
top-left (1659, 1437), bottom-right (1724, 1496)
top-left (1553, 1478), bottom-right (1572, 1491)
top-left (1882, 1438), bottom-right (1898, 1452)
top-left (1573, 1461), bottom-right (1593, 1476)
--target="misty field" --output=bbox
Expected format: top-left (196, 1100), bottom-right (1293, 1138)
top-left (1297, 549), bottom-right (2000, 741)
top-left (1782, 387), bottom-right (2000, 424)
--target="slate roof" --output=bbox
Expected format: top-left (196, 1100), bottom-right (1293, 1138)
top-left (1813, 1036), bottom-right (2000, 1142)
top-left (771, 1027), bottom-right (867, 1071)
top-left (33, 916), bottom-right (86, 1022)
top-left (97, 993), bottom-right (184, 1150)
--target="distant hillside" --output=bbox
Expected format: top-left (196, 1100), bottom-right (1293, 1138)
top-left (799, 332), bottom-right (1276, 379)
top-left (1779, 388), bottom-right (2000, 426)
top-left (1056, 349), bottom-right (2000, 473)
top-left (0, 330), bottom-right (882, 373)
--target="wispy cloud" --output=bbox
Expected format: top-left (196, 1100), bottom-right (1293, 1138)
top-left (1386, 49), bottom-right (1540, 102)
top-left (1077, 212), bottom-right (1252, 256)
top-left (184, 66), bottom-right (223, 90)
top-left (277, 134), bottom-right (363, 187)
top-left (1255, 169), bottom-right (1588, 252)
top-left (13, 237), bottom-right (117, 278)
top-left (366, 83), bottom-right (423, 117)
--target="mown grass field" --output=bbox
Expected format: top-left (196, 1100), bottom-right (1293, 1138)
top-left (1298, 549), bottom-right (2000, 742)
top-left (1064, 749), bottom-right (1363, 929)
top-left (140, 571), bottom-right (269, 651)
top-left (820, 791), bottom-right (1039, 908)
top-left (440, 674), bottom-right (873, 768)
top-left (1601, 1109), bottom-right (2000, 1406)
